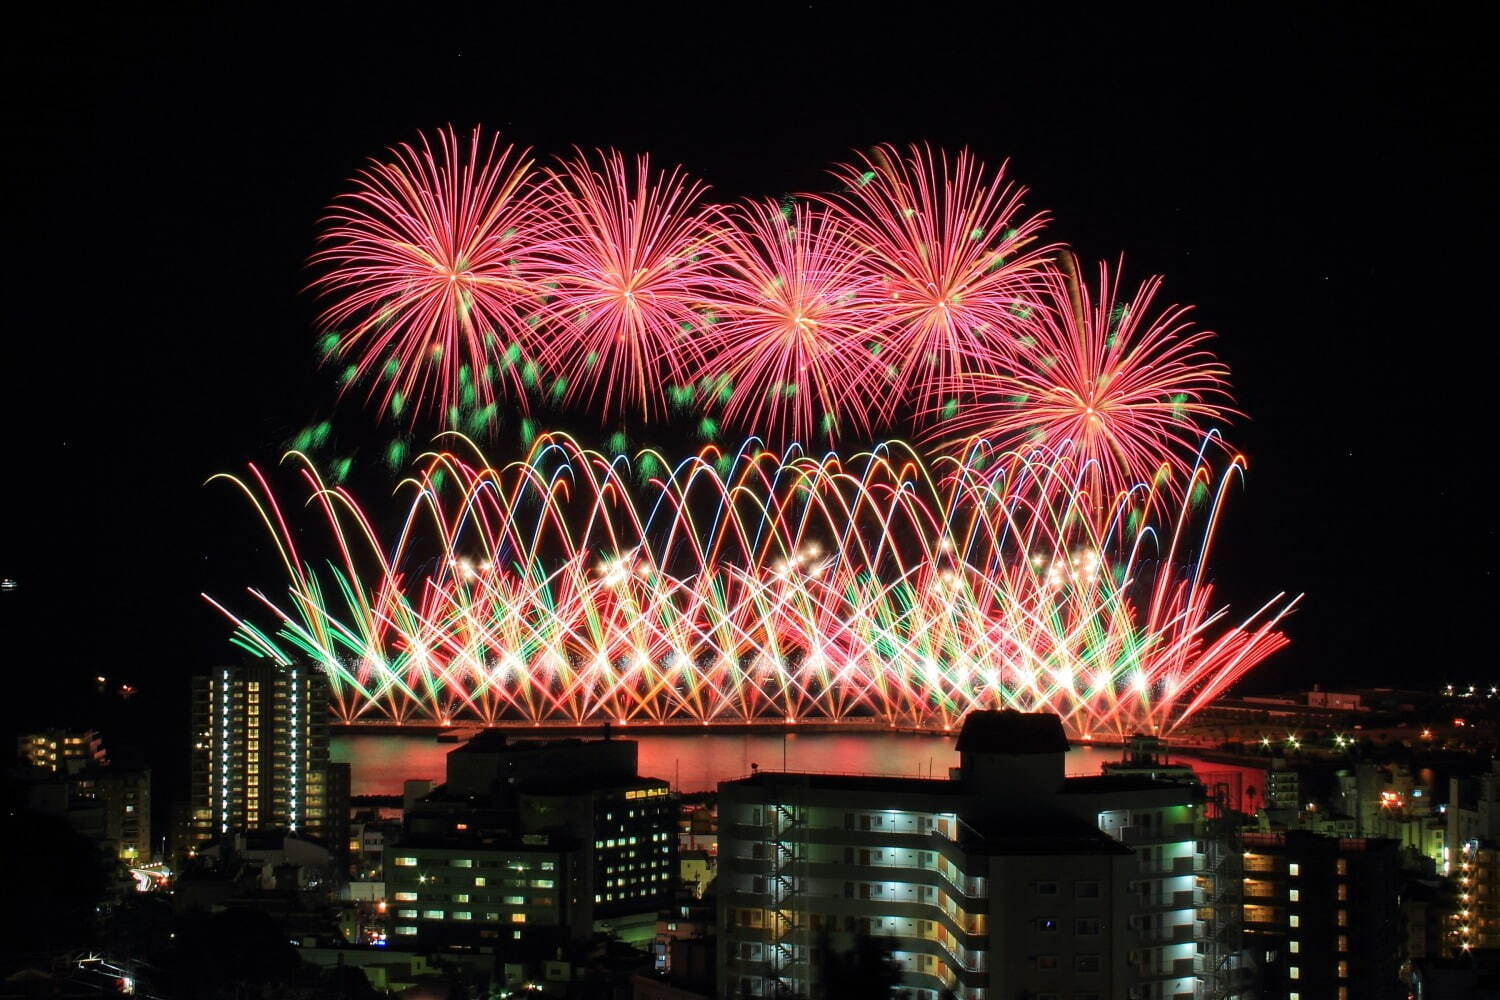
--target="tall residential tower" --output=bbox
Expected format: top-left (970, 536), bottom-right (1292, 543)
top-left (188, 662), bottom-right (331, 850)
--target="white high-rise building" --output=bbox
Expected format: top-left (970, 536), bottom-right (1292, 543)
top-left (718, 712), bottom-right (1230, 1000)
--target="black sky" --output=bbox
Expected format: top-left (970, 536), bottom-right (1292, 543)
top-left (2, 5), bottom-right (1495, 751)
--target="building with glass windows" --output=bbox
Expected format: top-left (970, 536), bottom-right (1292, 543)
top-left (1240, 830), bottom-right (1401, 999)
top-left (717, 711), bottom-right (1226, 1000)
top-left (16, 729), bottom-right (104, 773)
top-left (385, 836), bottom-right (577, 948)
top-left (188, 662), bottom-right (331, 850)
top-left (389, 733), bottom-right (678, 948)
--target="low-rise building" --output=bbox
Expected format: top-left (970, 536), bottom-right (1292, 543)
top-left (385, 834), bottom-right (578, 949)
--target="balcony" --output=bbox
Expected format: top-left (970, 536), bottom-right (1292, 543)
top-left (1139, 855), bottom-right (1198, 877)
top-left (1140, 889), bottom-right (1202, 911)
top-left (1119, 822), bottom-right (1198, 847)
top-left (1136, 921), bottom-right (1197, 945)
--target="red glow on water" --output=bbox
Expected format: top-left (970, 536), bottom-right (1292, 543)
top-left (335, 731), bottom-right (1264, 812)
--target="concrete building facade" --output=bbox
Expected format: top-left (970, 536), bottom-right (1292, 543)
top-left (717, 712), bottom-right (1225, 1000)
top-left (188, 662), bottom-right (332, 849)
top-left (1240, 830), bottom-right (1401, 999)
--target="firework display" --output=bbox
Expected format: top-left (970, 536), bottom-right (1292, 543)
top-left (208, 434), bottom-right (1294, 736)
top-left (534, 150), bottom-right (724, 421)
top-left (312, 129), bottom-right (1070, 445)
top-left (312, 127), bottom-right (549, 421)
top-left (927, 258), bottom-right (1236, 498)
top-left (813, 144), bottom-right (1050, 423)
top-left (697, 199), bottom-right (883, 442)
top-left (217, 125), bottom-right (1292, 734)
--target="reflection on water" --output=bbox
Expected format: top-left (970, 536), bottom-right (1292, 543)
top-left (335, 731), bottom-right (1263, 811)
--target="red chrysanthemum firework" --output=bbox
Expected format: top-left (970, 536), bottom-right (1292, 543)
top-left (815, 144), bottom-right (1052, 423)
top-left (534, 149), bottom-right (724, 422)
top-left (930, 256), bottom-right (1236, 499)
top-left (311, 126), bottom-right (549, 421)
top-left (696, 199), bottom-right (884, 444)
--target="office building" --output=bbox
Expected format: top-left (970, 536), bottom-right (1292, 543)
top-left (385, 835), bottom-right (577, 948)
top-left (390, 732), bottom-right (677, 947)
top-left (1240, 830), bottom-right (1401, 999)
top-left (188, 662), bottom-right (332, 849)
top-left (717, 711), bottom-right (1225, 1000)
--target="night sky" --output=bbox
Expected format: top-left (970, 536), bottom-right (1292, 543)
top-left (3, 7), bottom-right (1494, 769)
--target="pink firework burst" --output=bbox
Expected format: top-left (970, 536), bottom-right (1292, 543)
top-left (697, 199), bottom-right (885, 444)
top-left (930, 255), bottom-right (1236, 499)
top-left (534, 149), bottom-right (724, 422)
top-left (815, 143), bottom-right (1052, 423)
top-left (311, 126), bottom-right (549, 421)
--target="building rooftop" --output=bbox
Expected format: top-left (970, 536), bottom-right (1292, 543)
top-left (969, 813), bottom-right (1134, 856)
top-left (1062, 773), bottom-right (1196, 795)
top-left (726, 770), bottom-right (960, 797)
top-left (518, 773), bottom-right (670, 796)
top-left (955, 710), bottom-right (1070, 755)
top-left (451, 732), bottom-right (637, 756)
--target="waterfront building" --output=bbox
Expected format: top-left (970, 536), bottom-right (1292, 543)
top-left (390, 732), bottom-right (678, 946)
top-left (717, 711), bottom-right (1231, 1000)
top-left (1240, 829), bottom-right (1401, 999)
top-left (188, 662), bottom-right (332, 849)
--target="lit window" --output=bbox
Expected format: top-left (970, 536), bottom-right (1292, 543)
top-left (1338, 961), bottom-right (1349, 978)
top-left (1290, 967), bottom-right (1299, 980)
top-left (394, 857), bottom-right (418, 867)
top-left (1289, 915), bottom-right (1300, 928)
top-left (475, 877), bottom-right (486, 887)
top-left (454, 893), bottom-right (470, 903)
top-left (1338, 935), bottom-right (1348, 952)
top-left (451, 859), bottom-right (473, 868)
top-left (453, 911), bottom-right (472, 921)
top-left (423, 909), bottom-right (444, 919)
top-left (398, 909), bottom-right (417, 918)
top-left (1289, 889), bottom-right (1300, 902)
top-left (1337, 859), bottom-right (1348, 875)
top-left (511, 913), bottom-right (526, 924)
top-left (1338, 909), bottom-right (1348, 927)
top-left (1288, 863), bottom-right (1300, 876)
top-left (395, 926), bottom-right (416, 935)
top-left (394, 892), bottom-right (418, 901)
top-left (1289, 941), bottom-right (1299, 954)
top-left (1337, 884), bottom-right (1348, 900)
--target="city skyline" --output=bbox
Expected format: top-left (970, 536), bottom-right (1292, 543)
top-left (1, 9), bottom-right (1492, 997)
